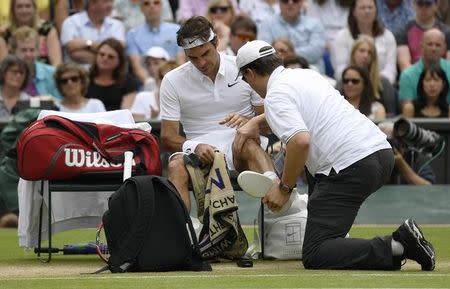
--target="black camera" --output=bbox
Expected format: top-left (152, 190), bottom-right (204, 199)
top-left (393, 118), bottom-right (444, 155)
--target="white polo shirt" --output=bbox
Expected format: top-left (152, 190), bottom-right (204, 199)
top-left (265, 66), bottom-right (391, 176)
top-left (160, 54), bottom-right (263, 139)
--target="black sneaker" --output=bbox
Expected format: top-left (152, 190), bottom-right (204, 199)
top-left (392, 219), bottom-right (435, 271)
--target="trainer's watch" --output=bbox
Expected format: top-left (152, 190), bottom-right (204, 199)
top-left (279, 182), bottom-right (293, 195)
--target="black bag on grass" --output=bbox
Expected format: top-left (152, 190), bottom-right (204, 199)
top-left (102, 175), bottom-right (211, 272)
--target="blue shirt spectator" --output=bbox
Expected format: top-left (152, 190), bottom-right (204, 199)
top-left (258, 1), bottom-right (325, 73)
top-left (34, 61), bottom-right (61, 99)
top-left (377, 0), bottom-right (415, 33)
top-left (60, 7), bottom-right (126, 67)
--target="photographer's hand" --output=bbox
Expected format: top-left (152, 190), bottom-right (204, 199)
top-left (394, 148), bottom-right (431, 185)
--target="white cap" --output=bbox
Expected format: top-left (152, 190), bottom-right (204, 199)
top-left (236, 40), bottom-right (276, 69)
top-left (145, 46), bottom-right (170, 60)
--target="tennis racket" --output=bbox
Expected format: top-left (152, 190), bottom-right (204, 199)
top-left (96, 222), bottom-right (110, 263)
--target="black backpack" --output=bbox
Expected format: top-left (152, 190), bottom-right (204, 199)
top-left (102, 175), bottom-right (211, 273)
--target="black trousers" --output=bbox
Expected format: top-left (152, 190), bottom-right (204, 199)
top-left (302, 148), bottom-right (397, 270)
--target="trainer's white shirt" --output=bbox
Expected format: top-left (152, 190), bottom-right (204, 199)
top-left (160, 53), bottom-right (263, 140)
top-left (265, 66), bottom-right (391, 176)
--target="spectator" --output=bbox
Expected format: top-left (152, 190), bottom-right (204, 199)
top-left (239, 0), bottom-right (280, 29)
top-left (86, 38), bottom-right (138, 111)
top-left (159, 16), bottom-right (275, 211)
top-left (142, 46), bottom-right (170, 91)
top-left (205, 0), bottom-right (235, 26)
top-left (376, 0), bottom-right (415, 32)
top-left (398, 28), bottom-right (450, 116)
top-left (112, 0), bottom-right (174, 31)
top-left (205, 0), bottom-right (237, 52)
top-left (332, 0), bottom-right (397, 83)
top-left (0, 55), bottom-right (30, 120)
top-left (406, 63), bottom-right (450, 117)
top-left (342, 65), bottom-right (386, 120)
top-left (272, 37), bottom-right (297, 61)
top-left (258, 0), bottom-right (326, 73)
top-left (131, 60), bottom-right (178, 121)
top-left (436, 0), bottom-right (450, 26)
top-left (396, 0), bottom-right (450, 72)
top-left (223, 15), bottom-right (257, 56)
top-left (306, 0), bottom-right (352, 76)
top-left (54, 63), bottom-right (106, 113)
top-left (126, 0), bottom-right (182, 85)
top-left (60, 0), bottom-right (125, 67)
top-left (10, 26), bottom-right (61, 99)
top-left (177, 0), bottom-right (239, 23)
top-left (336, 35), bottom-right (398, 115)
top-left (0, 0), bottom-right (62, 66)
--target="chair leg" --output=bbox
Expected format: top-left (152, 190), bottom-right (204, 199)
top-left (260, 200), bottom-right (265, 259)
top-left (36, 181), bottom-right (52, 263)
top-left (36, 181), bottom-right (44, 258)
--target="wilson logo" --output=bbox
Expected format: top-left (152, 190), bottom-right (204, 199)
top-left (64, 148), bottom-right (134, 168)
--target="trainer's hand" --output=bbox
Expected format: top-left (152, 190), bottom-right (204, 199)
top-left (194, 144), bottom-right (216, 166)
top-left (262, 179), bottom-right (291, 212)
top-left (234, 118), bottom-right (261, 153)
top-left (219, 113), bottom-right (249, 128)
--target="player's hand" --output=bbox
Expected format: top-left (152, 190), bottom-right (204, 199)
top-left (219, 113), bottom-right (249, 128)
top-left (262, 179), bottom-right (290, 212)
top-left (194, 144), bottom-right (216, 166)
top-left (234, 118), bottom-right (261, 153)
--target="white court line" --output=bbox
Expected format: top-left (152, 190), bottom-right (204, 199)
top-left (2, 273), bottom-right (449, 281)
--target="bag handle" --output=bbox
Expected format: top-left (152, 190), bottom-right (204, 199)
top-left (42, 115), bottom-right (109, 157)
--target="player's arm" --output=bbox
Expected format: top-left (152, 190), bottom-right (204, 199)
top-left (161, 119), bottom-right (186, 152)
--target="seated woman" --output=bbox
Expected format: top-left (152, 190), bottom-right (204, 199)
top-left (86, 38), bottom-right (138, 111)
top-left (341, 65), bottom-right (386, 121)
top-left (332, 0), bottom-right (397, 84)
top-left (403, 63), bottom-right (450, 118)
top-left (54, 63), bottom-right (105, 113)
top-left (335, 36), bottom-right (398, 116)
top-left (0, 54), bottom-right (30, 120)
top-left (0, 0), bottom-right (62, 66)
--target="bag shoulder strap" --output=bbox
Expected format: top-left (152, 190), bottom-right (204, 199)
top-left (108, 176), bottom-right (155, 272)
top-left (152, 175), bottom-right (212, 271)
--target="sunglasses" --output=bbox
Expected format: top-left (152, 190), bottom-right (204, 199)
top-left (343, 78), bottom-right (362, 85)
top-left (143, 0), bottom-right (160, 6)
top-left (280, 0), bottom-right (301, 4)
top-left (233, 33), bottom-right (256, 42)
top-left (209, 6), bottom-right (230, 14)
top-left (59, 76), bottom-right (80, 85)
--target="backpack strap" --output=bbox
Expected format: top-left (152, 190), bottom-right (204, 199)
top-left (154, 176), bottom-right (212, 271)
top-left (108, 176), bottom-right (155, 273)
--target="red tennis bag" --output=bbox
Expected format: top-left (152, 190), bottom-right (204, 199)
top-left (16, 115), bottom-right (162, 181)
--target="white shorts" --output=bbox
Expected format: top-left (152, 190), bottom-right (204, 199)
top-left (170, 130), bottom-right (268, 171)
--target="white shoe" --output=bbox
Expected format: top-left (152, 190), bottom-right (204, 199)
top-left (237, 171), bottom-right (292, 213)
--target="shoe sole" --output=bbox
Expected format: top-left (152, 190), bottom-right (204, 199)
top-left (237, 171), bottom-right (291, 214)
top-left (405, 219), bottom-right (436, 271)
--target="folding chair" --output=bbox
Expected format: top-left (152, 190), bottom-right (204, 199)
top-left (19, 110), bottom-right (139, 262)
top-left (35, 176), bottom-right (123, 262)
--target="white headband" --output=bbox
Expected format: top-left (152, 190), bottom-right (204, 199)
top-left (181, 28), bottom-right (215, 49)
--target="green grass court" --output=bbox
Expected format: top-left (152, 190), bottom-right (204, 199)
top-left (0, 225), bottom-right (449, 289)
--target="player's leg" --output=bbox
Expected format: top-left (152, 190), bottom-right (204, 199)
top-left (167, 154), bottom-right (191, 211)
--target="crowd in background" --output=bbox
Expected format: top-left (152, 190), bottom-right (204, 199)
top-left (0, 0), bottom-right (449, 226)
top-left (0, 0), bottom-right (449, 122)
